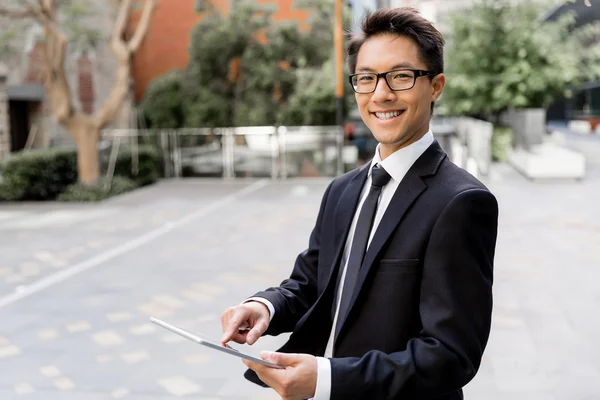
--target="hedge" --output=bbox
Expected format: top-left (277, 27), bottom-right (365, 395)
top-left (57, 176), bottom-right (138, 202)
top-left (104, 145), bottom-right (163, 187)
top-left (0, 145), bottom-right (162, 201)
top-left (0, 147), bottom-right (77, 201)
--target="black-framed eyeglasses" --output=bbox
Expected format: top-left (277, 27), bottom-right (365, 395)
top-left (349, 69), bottom-right (438, 94)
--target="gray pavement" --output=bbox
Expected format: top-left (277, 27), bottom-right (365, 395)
top-left (0, 155), bottom-right (599, 399)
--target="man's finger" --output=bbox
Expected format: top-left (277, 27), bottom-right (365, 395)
top-left (221, 310), bottom-right (248, 343)
top-left (220, 308), bottom-right (231, 331)
top-left (229, 331), bottom-right (248, 344)
top-left (242, 358), bottom-right (268, 375)
top-left (243, 359), bottom-right (278, 389)
top-left (246, 320), bottom-right (267, 345)
top-left (222, 329), bottom-right (246, 344)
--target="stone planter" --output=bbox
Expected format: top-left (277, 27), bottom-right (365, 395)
top-left (505, 108), bottom-right (546, 151)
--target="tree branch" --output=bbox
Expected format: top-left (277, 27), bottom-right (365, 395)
top-left (96, 0), bottom-right (157, 128)
top-left (0, 5), bottom-right (39, 19)
top-left (113, 0), bottom-right (133, 47)
top-left (0, 0), bottom-right (60, 34)
top-left (50, 29), bottom-right (68, 72)
top-left (40, 0), bottom-right (55, 16)
top-left (93, 62), bottom-right (130, 129)
top-left (127, 0), bottom-right (157, 52)
top-left (111, 0), bottom-right (132, 62)
top-left (43, 28), bottom-right (74, 123)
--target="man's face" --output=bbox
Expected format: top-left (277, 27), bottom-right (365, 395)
top-left (354, 33), bottom-right (445, 159)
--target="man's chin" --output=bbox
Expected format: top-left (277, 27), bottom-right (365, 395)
top-left (372, 131), bottom-right (406, 146)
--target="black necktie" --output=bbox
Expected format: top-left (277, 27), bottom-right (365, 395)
top-left (335, 164), bottom-right (392, 338)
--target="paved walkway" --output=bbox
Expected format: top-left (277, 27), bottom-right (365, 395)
top-left (0, 157), bottom-right (599, 399)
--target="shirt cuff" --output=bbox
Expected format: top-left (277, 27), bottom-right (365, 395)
top-left (312, 357), bottom-right (332, 400)
top-left (243, 297), bottom-right (274, 322)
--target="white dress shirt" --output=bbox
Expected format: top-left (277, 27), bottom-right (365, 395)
top-left (247, 130), bottom-right (434, 399)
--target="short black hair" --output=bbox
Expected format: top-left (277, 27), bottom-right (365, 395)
top-left (346, 8), bottom-right (445, 114)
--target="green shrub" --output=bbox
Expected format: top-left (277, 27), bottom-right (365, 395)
top-left (102, 144), bottom-right (163, 186)
top-left (0, 147), bottom-right (77, 201)
top-left (57, 176), bottom-right (138, 202)
top-left (0, 144), bottom-right (162, 202)
top-left (492, 126), bottom-right (513, 162)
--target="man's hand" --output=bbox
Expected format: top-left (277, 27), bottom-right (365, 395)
top-left (221, 301), bottom-right (270, 345)
top-left (243, 351), bottom-right (318, 400)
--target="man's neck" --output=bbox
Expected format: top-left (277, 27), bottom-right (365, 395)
top-left (378, 127), bottom-right (430, 160)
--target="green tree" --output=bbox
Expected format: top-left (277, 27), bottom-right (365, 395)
top-left (139, 0), bottom-right (354, 128)
top-left (139, 70), bottom-right (186, 129)
top-left (442, 0), bottom-right (600, 120)
top-left (279, 59), bottom-right (355, 126)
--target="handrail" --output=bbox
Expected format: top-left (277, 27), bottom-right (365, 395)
top-left (100, 126), bottom-right (345, 179)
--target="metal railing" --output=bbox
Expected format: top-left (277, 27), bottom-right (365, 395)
top-left (100, 126), bottom-right (345, 179)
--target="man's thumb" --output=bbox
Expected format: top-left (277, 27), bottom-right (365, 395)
top-left (260, 351), bottom-right (295, 366)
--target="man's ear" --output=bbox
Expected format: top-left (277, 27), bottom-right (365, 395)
top-left (431, 73), bottom-right (445, 102)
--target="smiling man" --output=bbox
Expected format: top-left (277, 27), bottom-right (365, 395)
top-left (221, 8), bottom-right (499, 400)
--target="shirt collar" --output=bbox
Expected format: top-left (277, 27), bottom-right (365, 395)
top-left (368, 130), bottom-right (434, 183)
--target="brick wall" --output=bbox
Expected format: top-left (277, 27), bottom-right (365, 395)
top-left (77, 53), bottom-right (95, 114)
top-left (23, 40), bottom-right (46, 84)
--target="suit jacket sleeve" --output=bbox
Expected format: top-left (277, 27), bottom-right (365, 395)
top-left (329, 188), bottom-right (499, 399)
top-left (250, 181), bottom-right (333, 336)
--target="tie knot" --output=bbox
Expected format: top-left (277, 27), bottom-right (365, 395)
top-left (371, 164), bottom-right (391, 188)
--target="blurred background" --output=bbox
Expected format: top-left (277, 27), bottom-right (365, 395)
top-left (0, 0), bottom-right (599, 399)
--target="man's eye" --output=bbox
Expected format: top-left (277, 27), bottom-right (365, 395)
top-left (359, 75), bottom-right (374, 81)
top-left (394, 74), bottom-right (411, 79)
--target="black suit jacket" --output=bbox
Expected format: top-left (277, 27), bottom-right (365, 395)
top-left (245, 141), bottom-right (499, 400)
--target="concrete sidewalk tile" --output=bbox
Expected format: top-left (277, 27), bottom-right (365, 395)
top-left (14, 382), bottom-right (36, 395)
top-left (92, 330), bottom-right (125, 347)
top-left (66, 321), bottom-right (92, 333)
top-left (111, 387), bottom-right (130, 398)
top-left (38, 329), bottom-right (59, 340)
top-left (129, 324), bottom-right (156, 336)
top-left (96, 354), bottom-right (114, 364)
top-left (40, 365), bottom-right (61, 378)
top-left (158, 376), bottom-right (202, 396)
top-left (121, 351), bottom-right (150, 364)
top-left (54, 377), bottom-right (75, 390)
top-left (107, 312), bottom-right (133, 322)
top-left (138, 303), bottom-right (173, 318)
top-left (152, 295), bottom-right (187, 309)
top-left (0, 345), bottom-right (22, 358)
top-left (162, 334), bottom-right (185, 344)
top-left (184, 353), bottom-right (212, 364)
top-left (181, 290), bottom-right (214, 303)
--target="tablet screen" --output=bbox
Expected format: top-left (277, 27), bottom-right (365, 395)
top-left (150, 317), bottom-right (284, 369)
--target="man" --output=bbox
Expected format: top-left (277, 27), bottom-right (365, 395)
top-left (221, 7), bottom-right (498, 400)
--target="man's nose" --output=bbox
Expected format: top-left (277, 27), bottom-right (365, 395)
top-left (371, 77), bottom-right (395, 102)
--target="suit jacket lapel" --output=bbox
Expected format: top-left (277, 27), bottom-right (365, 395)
top-left (332, 163), bottom-right (370, 266)
top-left (334, 141), bottom-right (447, 344)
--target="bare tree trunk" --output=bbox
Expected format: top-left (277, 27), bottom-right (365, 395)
top-left (66, 116), bottom-right (101, 185)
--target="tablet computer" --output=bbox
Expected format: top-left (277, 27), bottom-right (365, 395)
top-left (150, 317), bottom-right (284, 369)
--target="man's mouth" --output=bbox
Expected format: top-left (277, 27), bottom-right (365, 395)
top-left (372, 110), bottom-right (405, 120)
